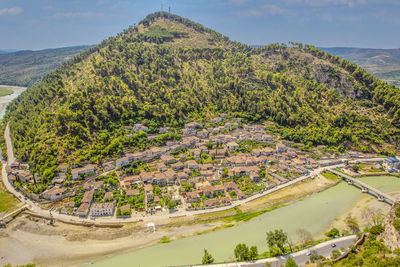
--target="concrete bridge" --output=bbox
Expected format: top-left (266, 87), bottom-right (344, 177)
top-left (329, 169), bottom-right (397, 205)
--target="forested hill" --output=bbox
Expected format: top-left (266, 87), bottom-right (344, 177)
top-left (0, 45), bottom-right (91, 86)
top-left (5, 12), bottom-right (400, 176)
top-left (321, 47), bottom-right (400, 88)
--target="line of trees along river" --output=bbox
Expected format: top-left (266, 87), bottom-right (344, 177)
top-left (89, 176), bottom-right (400, 267)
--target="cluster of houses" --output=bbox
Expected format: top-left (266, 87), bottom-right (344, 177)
top-left (7, 117), bottom-right (328, 218)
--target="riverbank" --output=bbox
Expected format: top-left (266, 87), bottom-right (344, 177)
top-left (0, 85), bottom-right (26, 118)
top-left (0, 174), bottom-right (338, 267)
top-left (329, 175), bottom-right (400, 232)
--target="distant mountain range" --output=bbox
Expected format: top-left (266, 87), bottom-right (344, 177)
top-left (0, 45), bottom-right (91, 86)
top-left (0, 49), bottom-right (19, 54)
top-left (320, 47), bottom-right (400, 87)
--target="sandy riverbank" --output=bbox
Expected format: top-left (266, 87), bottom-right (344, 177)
top-left (0, 175), bottom-right (339, 267)
top-left (329, 189), bottom-right (400, 233)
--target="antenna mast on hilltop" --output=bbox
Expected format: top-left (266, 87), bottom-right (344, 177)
top-left (161, 1), bottom-right (163, 11)
top-left (169, 6), bottom-right (171, 13)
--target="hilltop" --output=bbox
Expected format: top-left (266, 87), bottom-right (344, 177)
top-left (0, 45), bottom-right (91, 86)
top-left (4, 12), bottom-right (400, 176)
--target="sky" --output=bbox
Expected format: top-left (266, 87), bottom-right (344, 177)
top-left (0, 0), bottom-right (399, 50)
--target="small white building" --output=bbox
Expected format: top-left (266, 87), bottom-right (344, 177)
top-left (90, 202), bottom-right (115, 217)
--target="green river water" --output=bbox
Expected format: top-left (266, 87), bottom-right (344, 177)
top-left (88, 175), bottom-right (400, 267)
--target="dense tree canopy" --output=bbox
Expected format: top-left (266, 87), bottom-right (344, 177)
top-left (5, 12), bottom-right (400, 178)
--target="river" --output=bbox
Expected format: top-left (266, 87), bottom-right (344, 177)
top-left (0, 85), bottom-right (26, 118)
top-left (88, 175), bottom-right (400, 267)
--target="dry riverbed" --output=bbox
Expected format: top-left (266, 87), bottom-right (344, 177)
top-left (0, 175), bottom-right (338, 267)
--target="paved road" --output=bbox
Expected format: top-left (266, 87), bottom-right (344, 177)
top-left (195, 235), bottom-right (357, 267)
top-left (1, 123), bottom-right (386, 224)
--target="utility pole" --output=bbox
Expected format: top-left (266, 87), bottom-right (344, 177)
top-left (161, 2), bottom-right (163, 11)
top-left (168, 6), bottom-right (171, 13)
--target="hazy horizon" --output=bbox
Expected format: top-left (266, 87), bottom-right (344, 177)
top-left (1, 0), bottom-right (400, 50)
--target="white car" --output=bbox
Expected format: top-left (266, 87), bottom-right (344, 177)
top-left (306, 251), bottom-right (312, 256)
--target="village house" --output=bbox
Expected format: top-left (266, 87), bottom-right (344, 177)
top-left (171, 161), bottom-right (184, 170)
top-left (220, 196), bottom-right (231, 204)
top-left (93, 180), bottom-right (104, 190)
top-left (189, 148), bottom-right (202, 160)
top-left (132, 123), bottom-right (148, 133)
top-left (200, 163), bottom-right (214, 171)
top-left (119, 204), bottom-right (131, 215)
top-left (156, 162), bottom-right (168, 172)
top-left (235, 189), bottom-right (246, 199)
top-left (182, 136), bottom-right (199, 148)
top-left (232, 166), bottom-right (260, 178)
top-left (153, 172), bottom-right (167, 186)
top-left (164, 169), bottom-right (177, 184)
top-left (16, 170), bottom-right (33, 183)
top-left (226, 141), bottom-right (239, 151)
top-left (224, 181), bottom-right (238, 192)
top-left (204, 198), bottom-right (219, 207)
top-left (71, 164), bottom-right (97, 179)
top-left (200, 169), bottom-right (213, 177)
top-left (116, 156), bottom-right (130, 168)
top-left (276, 143), bottom-right (288, 153)
top-left (188, 177), bottom-right (200, 185)
top-left (103, 191), bottom-right (114, 202)
top-left (384, 157), bottom-right (400, 170)
top-left (185, 160), bottom-right (199, 169)
top-left (206, 175), bottom-right (221, 184)
top-left (144, 184), bottom-right (154, 201)
top-left (160, 154), bottom-right (177, 164)
top-left (128, 152), bottom-right (146, 162)
top-left (82, 189), bottom-right (94, 205)
top-left (102, 161), bottom-right (115, 172)
top-left (196, 129), bottom-right (209, 139)
top-left (76, 203), bottom-right (90, 217)
top-left (120, 176), bottom-right (140, 189)
top-left (126, 188), bottom-right (140, 197)
top-left (195, 181), bottom-right (211, 190)
top-left (41, 187), bottom-right (67, 201)
top-left (58, 164), bottom-right (69, 173)
top-left (177, 172), bottom-right (189, 184)
top-left (90, 202), bottom-right (115, 217)
top-left (141, 171), bottom-right (155, 184)
top-left (226, 155), bottom-right (252, 167)
top-left (186, 191), bottom-right (200, 203)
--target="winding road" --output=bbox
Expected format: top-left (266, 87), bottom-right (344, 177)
top-left (0, 120), bottom-right (389, 225)
top-left (195, 235), bottom-right (357, 267)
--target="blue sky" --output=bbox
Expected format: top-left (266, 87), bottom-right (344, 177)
top-left (0, 0), bottom-right (399, 50)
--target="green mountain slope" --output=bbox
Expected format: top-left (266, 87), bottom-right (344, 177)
top-left (0, 45), bottom-right (91, 86)
top-left (5, 12), bottom-right (400, 176)
top-left (321, 47), bottom-right (400, 87)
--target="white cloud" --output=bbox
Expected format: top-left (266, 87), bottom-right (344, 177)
top-left (0, 7), bottom-right (22, 16)
top-left (49, 12), bottom-right (100, 19)
top-left (237, 4), bottom-right (287, 17)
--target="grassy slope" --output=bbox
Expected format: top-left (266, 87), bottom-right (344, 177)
top-left (0, 45), bottom-right (91, 86)
top-left (0, 87), bottom-right (14, 97)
